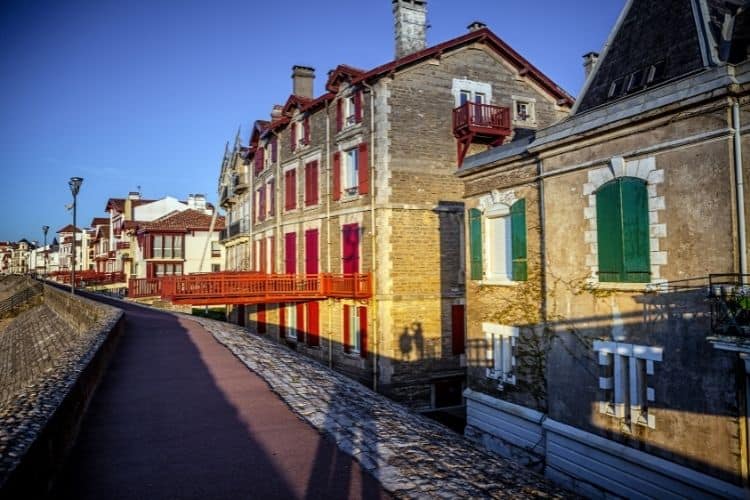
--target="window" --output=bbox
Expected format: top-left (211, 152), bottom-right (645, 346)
top-left (512, 96), bottom-right (536, 124)
top-left (284, 232), bottom-right (296, 274)
top-left (452, 79), bottom-right (492, 107)
top-left (150, 234), bottom-right (183, 259)
top-left (342, 223), bottom-right (359, 273)
top-left (304, 160), bottom-right (319, 206)
top-left (284, 168), bottom-right (297, 210)
top-left (211, 264), bottom-right (220, 272)
top-left (305, 229), bottom-right (318, 274)
top-left (284, 303), bottom-right (298, 340)
top-left (267, 178), bottom-right (275, 217)
top-left (343, 149), bottom-right (358, 196)
top-left (596, 178), bottom-right (650, 283)
top-left (343, 305), bottom-right (367, 357)
top-left (594, 341), bottom-right (662, 429)
top-left (483, 323), bottom-right (517, 385)
top-left (148, 262), bottom-right (183, 278)
top-left (336, 90), bottom-right (362, 131)
top-left (468, 199), bottom-right (526, 282)
top-left (211, 241), bottom-right (221, 257)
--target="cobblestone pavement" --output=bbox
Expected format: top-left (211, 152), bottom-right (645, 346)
top-left (194, 317), bottom-right (570, 499)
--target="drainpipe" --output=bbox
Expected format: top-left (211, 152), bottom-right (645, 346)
top-left (733, 101), bottom-right (747, 281)
top-left (326, 101), bottom-right (333, 369)
top-left (362, 80), bottom-right (378, 392)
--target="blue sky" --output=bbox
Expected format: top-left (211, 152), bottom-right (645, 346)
top-left (0, 0), bottom-right (624, 243)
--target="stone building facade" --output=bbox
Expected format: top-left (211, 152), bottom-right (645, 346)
top-left (457, 0), bottom-right (750, 497)
top-left (217, 0), bottom-right (572, 409)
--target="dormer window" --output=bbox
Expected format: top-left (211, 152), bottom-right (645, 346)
top-left (336, 90), bottom-right (362, 131)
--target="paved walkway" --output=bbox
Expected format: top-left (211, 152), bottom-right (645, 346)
top-left (195, 318), bottom-right (567, 499)
top-left (53, 299), bottom-right (388, 500)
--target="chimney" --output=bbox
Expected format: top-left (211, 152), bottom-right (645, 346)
top-left (270, 104), bottom-right (283, 121)
top-left (583, 52), bottom-right (599, 78)
top-left (393, 0), bottom-right (427, 59)
top-left (292, 65), bottom-right (315, 99)
top-left (467, 21), bottom-right (486, 32)
top-left (128, 191), bottom-right (140, 200)
top-left (194, 194), bottom-right (207, 212)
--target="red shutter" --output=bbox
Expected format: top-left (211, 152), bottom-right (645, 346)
top-left (254, 148), bottom-right (263, 174)
top-left (343, 304), bottom-right (351, 353)
top-left (271, 137), bottom-right (278, 163)
top-left (451, 305), bottom-right (465, 355)
top-left (358, 143), bottom-right (369, 195)
top-left (296, 303), bottom-right (305, 342)
top-left (259, 239), bottom-right (267, 273)
top-left (336, 99), bottom-right (343, 131)
top-left (269, 236), bottom-right (275, 273)
top-left (333, 152), bottom-right (341, 201)
top-left (304, 162), bottom-right (311, 206)
top-left (307, 302), bottom-right (319, 346)
top-left (312, 161), bottom-right (319, 205)
top-left (290, 124), bottom-right (297, 151)
top-left (342, 223), bottom-right (359, 274)
top-left (257, 304), bottom-right (266, 334)
top-left (279, 303), bottom-right (286, 338)
top-left (303, 117), bottom-right (310, 144)
top-left (269, 179), bottom-right (275, 214)
top-left (285, 232), bottom-right (296, 274)
top-left (354, 90), bottom-right (362, 123)
top-left (359, 306), bottom-right (368, 359)
top-left (305, 229), bottom-right (318, 274)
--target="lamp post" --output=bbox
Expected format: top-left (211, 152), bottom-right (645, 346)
top-left (69, 177), bottom-right (83, 295)
top-left (42, 225), bottom-right (49, 279)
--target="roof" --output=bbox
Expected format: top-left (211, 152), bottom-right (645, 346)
top-left (91, 217), bottom-right (109, 227)
top-left (56, 224), bottom-right (83, 233)
top-left (104, 197), bottom-right (157, 213)
top-left (139, 209), bottom-right (225, 233)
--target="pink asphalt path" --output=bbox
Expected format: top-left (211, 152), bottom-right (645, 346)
top-left (53, 298), bottom-right (389, 500)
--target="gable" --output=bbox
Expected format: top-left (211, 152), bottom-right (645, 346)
top-left (576, 0), bottom-right (705, 113)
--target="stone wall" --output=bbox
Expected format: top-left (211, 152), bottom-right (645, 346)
top-left (0, 284), bottom-right (123, 497)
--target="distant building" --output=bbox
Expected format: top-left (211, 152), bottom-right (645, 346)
top-left (218, 0), bottom-right (572, 409)
top-left (457, 0), bottom-right (750, 497)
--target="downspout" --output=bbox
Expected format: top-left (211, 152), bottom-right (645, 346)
top-left (732, 101), bottom-right (747, 280)
top-left (362, 80), bottom-right (378, 392)
top-left (326, 101), bottom-right (333, 369)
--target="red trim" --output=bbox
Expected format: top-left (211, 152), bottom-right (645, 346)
top-left (354, 90), bottom-right (362, 123)
top-left (305, 229), bottom-right (319, 274)
top-left (306, 302), bottom-right (319, 346)
top-left (284, 232), bottom-right (296, 274)
top-left (285, 169), bottom-right (297, 210)
top-left (342, 223), bottom-right (359, 274)
top-left (358, 143), bottom-right (369, 195)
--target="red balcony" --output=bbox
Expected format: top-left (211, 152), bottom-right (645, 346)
top-left (155, 272), bottom-right (373, 306)
top-left (128, 277), bottom-right (162, 298)
top-left (452, 102), bottom-right (511, 167)
top-left (116, 241), bottom-right (130, 250)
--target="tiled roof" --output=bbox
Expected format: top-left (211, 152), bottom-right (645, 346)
top-left (140, 209), bottom-right (225, 232)
top-left (56, 224), bottom-right (83, 233)
top-left (104, 197), bottom-right (157, 213)
top-left (91, 217), bottom-right (109, 227)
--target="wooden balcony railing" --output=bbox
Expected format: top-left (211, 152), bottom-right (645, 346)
top-left (452, 102), bottom-right (510, 137)
top-left (154, 272), bottom-right (373, 305)
top-left (50, 271), bottom-right (125, 286)
top-left (128, 277), bottom-right (162, 298)
top-left (116, 241), bottom-right (130, 250)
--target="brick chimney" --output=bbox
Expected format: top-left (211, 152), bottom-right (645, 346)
top-left (292, 65), bottom-right (315, 99)
top-left (393, 0), bottom-right (427, 59)
top-left (583, 52), bottom-right (599, 78)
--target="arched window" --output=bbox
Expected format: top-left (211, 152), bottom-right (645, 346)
top-left (596, 178), bottom-right (650, 283)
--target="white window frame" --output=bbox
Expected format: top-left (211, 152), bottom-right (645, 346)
top-left (451, 79), bottom-right (493, 107)
top-left (594, 340), bottom-right (662, 429)
top-left (343, 148), bottom-right (359, 197)
top-left (485, 208), bottom-right (513, 282)
top-left (349, 306), bottom-right (361, 354)
top-left (286, 303), bottom-right (297, 340)
top-left (344, 94), bottom-right (357, 127)
top-left (511, 95), bottom-right (536, 125)
top-left (483, 323), bottom-right (518, 386)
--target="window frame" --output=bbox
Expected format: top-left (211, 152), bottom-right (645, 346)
top-left (342, 148), bottom-right (359, 197)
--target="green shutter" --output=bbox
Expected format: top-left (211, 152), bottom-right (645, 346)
top-left (510, 199), bottom-right (527, 281)
top-left (620, 178), bottom-right (650, 282)
top-left (596, 180), bottom-right (624, 282)
top-left (469, 208), bottom-right (483, 280)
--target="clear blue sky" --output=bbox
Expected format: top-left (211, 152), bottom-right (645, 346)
top-left (0, 0), bottom-right (624, 243)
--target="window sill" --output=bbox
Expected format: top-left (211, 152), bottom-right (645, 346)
top-left (587, 281), bottom-right (651, 292)
top-left (339, 192), bottom-right (361, 203)
top-left (478, 279), bottom-right (521, 287)
top-left (303, 203), bottom-right (321, 211)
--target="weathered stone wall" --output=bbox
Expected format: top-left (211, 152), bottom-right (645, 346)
top-left (0, 284), bottom-right (123, 497)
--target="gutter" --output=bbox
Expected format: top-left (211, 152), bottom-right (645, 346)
top-left (733, 101), bottom-right (747, 279)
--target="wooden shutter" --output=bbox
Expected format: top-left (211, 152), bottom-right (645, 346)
top-left (305, 229), bottom-right (319, 274)
top-left (343, 304), bottom-right (351, 353)
top-left (285, 170), bottom-right (296, 210)
top-left (279, 303), bottom-right (286, 338)
top-left (290, 123), bottom-right (297, 151)
top-left (269, 236), bottom-right (275, 273)
top-left (307, 302), bottom-right (319, 346)
top-left (255, 148), bottom-right (263, 174)
top-left (342, 224), bottom-right (359, 273)
top-left (336, 99), bottom-right (343, 131)
top-left (510, 199), bottom-right (527, 281)
top-left (311, 161), bottom-right (318, 205)
top-left (358, 306), bottom-right (368, 359)
top-left (469, 208), bottom-right (483, 280)
top-left (269, 179), bottom-right (275, 214)
top-left (333, 152), bottom-right (341, 201)
top-left (354, 90), bottom-right (362, 123)
top-left (358, 143), bottom-right (369, 195)
top-left (285, 232), bottom-right (296, 274)
top-left (271, 137), bottom-right (277, 163)
top-left (303, 117), bottom-right (310, 144)
top-left (451, 304), bottom-right (465, 355)
top-left (296, 303), bottom-right (305, 342)
top-left (596, 180), bottom-right (625, 282)
top-left (257, 304), bottom-right (266, 334)
top-left (259, 239), bottom-right (267, 273)
top-left (621, 178), bottom-right (650, 282)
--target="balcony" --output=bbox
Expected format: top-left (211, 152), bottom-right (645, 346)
top-left (452, 102), bottom-right (511, 167)
top-left (708, 274), bottom-right (750, 337)
top-left (233, 173), bottom-right (249, 194)
top-left (156, 272), bottom-right (373, 305)
top-left (128, 277), bottom-right (162, 298)
top-left (116, 241), bottom-right (130, 250)
top-left (220, 221), bottom-right (245, 242)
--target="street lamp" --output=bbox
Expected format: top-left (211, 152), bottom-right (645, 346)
top-left (69, 177), bottom-right (83, 295)
top-left (42, 225), bottom-right (49, 279)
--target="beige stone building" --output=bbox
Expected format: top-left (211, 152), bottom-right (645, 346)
top-left (218, 0), bottom-right (572, 409)
top-left (457, 0), bottom-right (750, 497)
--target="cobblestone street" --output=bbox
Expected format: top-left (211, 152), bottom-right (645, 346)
top-left (195, 317), bottom-right (568, 499)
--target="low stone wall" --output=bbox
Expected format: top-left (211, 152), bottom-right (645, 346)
top-left (0, 283), bottom-right (123, 498)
